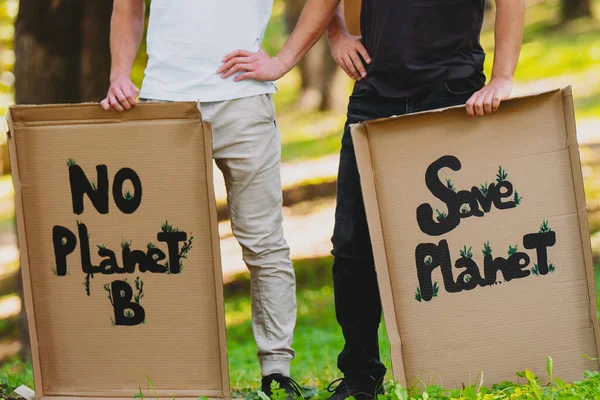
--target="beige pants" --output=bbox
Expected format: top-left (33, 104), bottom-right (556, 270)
top-left (201, 94), bottom-right (296, 377)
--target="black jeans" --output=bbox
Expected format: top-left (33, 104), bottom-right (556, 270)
top-left (331, 77), bottom-right (483, 379)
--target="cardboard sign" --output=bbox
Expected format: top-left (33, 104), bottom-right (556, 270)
top-left (6, 103), bottom-right (229, 399)
top-left (352, 87), bottom-right (600, 386)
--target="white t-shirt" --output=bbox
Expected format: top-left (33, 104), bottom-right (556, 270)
top-left (140, 0), bottom-right (276, 102)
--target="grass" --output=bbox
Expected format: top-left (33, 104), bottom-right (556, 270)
top-left (2, 257), bottom-right (600, 399)
top-left (225, 256), bottom-right (392, 390)
top-left (0, 360), bottom-right (33, 400)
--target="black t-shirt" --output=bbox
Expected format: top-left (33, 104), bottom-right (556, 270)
top-left (354, 0), bottom-right (487, 98)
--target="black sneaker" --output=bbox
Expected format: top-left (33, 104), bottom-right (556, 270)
top-left (327, 374), bottom-right (384, 400)
top-left (261, 373), bottom-right (304, 399)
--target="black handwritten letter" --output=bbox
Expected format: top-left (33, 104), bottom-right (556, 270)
top-left (493, 181), bottom-right (516, 210)
top-left (111, 280), bottom-right (145, 326)
top-left (158, 231), bottom-right (187, 274)
top-left (523, 231), bottom-right (556, 275)
top-left (52, 226), bottom-right (77, 276)
top-left (415, 240), bottom-right (459, 301)
top-left (69, 165), bottom-right (109, 215)
top-left (77, 223), bottom-right (99, 275)
top-left (416, 156), bottom-right (462, 236)
top-left (113, 168), bottom-right (142, 214)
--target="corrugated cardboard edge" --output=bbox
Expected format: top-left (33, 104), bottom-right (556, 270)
top-left (6, 109), bottom-right (45, 398)
top-left (202, 118), bottom-right (232, 399)
top-left (561, 86), bottom-right (600, 361)
top-left (6, 104), bottom-right (231, 399)
top-left (7, 102), bottom-right (201, 128)
top-left (351, 123), bottom-right (407, 386)
top-left (355, 88), bottom-right (562, 127)
top-left (351, 87), bottom-right (600, 386)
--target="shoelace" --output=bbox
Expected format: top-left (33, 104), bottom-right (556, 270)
top-left (327, 377), bottom-right (347, 394)
top-left (326, 375), bottom-right (383, 398)
top-left (278, 376), bottom-right (304, 398)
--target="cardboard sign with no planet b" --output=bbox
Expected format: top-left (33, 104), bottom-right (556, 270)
top-left (352, 87), bottom-right (600, 386)
top-left (7, 103), bottom-right (229, 399)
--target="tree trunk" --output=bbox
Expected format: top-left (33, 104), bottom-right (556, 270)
top-left (284, 0), bottom-right (342, 111)
top-left (13, 0), bottom-right (113, 361)
top-left (14, 0), bottom-right (112, 104)
top-left (561, 0), bottom-right (592, 21)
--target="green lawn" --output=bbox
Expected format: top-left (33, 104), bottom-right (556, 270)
top-left (2, 258), bottom-right (600, 399)
top-left (225, 256), bottom-right (391, 392)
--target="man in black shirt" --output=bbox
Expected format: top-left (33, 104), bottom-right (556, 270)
top-left (219, 0), bottom-right (525, 398)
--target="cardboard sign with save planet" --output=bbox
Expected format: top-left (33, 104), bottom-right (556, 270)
top-left (352, 87), bottom-right (600, 386)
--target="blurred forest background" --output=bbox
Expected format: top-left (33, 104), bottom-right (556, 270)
top-left (0, 0), bottom-right (599, 393)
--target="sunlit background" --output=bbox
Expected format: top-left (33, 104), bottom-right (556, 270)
top-left (0, 0), bottom-right (599, 394)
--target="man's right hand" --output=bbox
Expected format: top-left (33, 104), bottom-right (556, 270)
top-left (328, 32), bottom-right (370, 81)
top-left (100, 76), bottom-right (140, 111)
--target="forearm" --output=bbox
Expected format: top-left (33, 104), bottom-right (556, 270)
top-left (491, 0), bottom-right (525, 81)
top-left (326, 4), bottom-right (349, 41)
top-left (110, 0), bottom-right (145, 82)
top-left (277, 0), bottom-right (341, 72)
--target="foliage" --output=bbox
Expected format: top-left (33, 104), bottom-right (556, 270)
top-left (508, 245), bottom-right (518, 256)
top-left (432, 282), bottom-right (439, 298)
top-left (436, 209), bottom-right (447, 222)
top-left (480, 183), bottom-right (489, 197)
top-left (482, 241), bottom-right (493, 257)
top-left (496, 166), bottom-right (508, 183)
top-left (539, 220), bottom-right (552, 234)
top-left (513, 191), bottom-right (523, 206)
top-left (446, 179), bottom-right (456, 192)
top-left (460, 246), bottom-right (473, 259)
top-left (415, 286), bottom-right (422, 303)
top-left (134, 276), bottom-right (144, 304)
top-left (0, 360), bottom-right (33, 400)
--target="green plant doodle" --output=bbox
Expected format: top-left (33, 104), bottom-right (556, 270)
top-left (479, 182), bottom-right (489, 197)
top-left (435, 209), bottom-right (447, 222)
top-left (445, 178), bottom-right (456, 192)
top-left (459, 245), bottom-right (473, 259)
top-left (415, 287), bottom-right (422, 302)
top-left (539, 219), bottom-right (552, 233)
top-left (134, 277), bottom-right (144, 304)
top-left (424, 256), bottom-right (433, 266)
top-left (83, 273), bottom-right (92, 296)
top-left (124, 190), bottom-right (134, 201)
top-left (161, 220), bottom-right (178, 233)
top-left (121, 239), bottom-right (132, 250)
top-left (66, 158), bottom-right (77, 167)
top-left (496, 166), bottom-right (508, 183)
top-left (460, 205), bottom-right (470, 214)
top-left (549, 263), bottom-right (556, 273)
top-left (508, 245), bottom-right (518, 256)
top-left (514, 190), bottom-right (523, 205)
top-left (482, 241), bottom-right (492, 257)
top-left (531, 264), bottom-right (540, 276)
top-left (103, 283), bottom-right (113, 306)
top-left (432, 282), bottom-right (439, 298)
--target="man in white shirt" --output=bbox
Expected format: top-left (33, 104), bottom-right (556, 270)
top-left (100, 1), bottom-right (299, 396)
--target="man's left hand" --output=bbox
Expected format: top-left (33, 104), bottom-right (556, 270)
top-left (218, 49), bottom-right (288, 82)
top-left (466, 77), bottom-right (512, 117)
